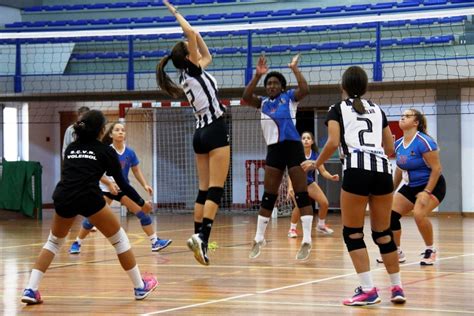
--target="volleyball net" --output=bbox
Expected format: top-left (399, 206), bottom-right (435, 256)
top-left (1, 6), bottom-right (473, 213)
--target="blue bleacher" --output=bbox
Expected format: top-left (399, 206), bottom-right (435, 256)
top-left (85, 3), bottom-right (107, 10)
top-left (295, 8), bottom-right (320, 15)
top-left (319, 42), bottom-right (343, 50)
top-left (290, 44), bottom-right (311, 52)
top-left (342, 41), bottom-right (371, 49)
top-left (382, 20), bottom-right (408, 27)
top-left (330, 24), bottom-right (356, 31)
top-left (396, 1), bottom-right (422, 7)
top-left (319, 6), bottom-right (345, 13)
top-left (410, 18), bottom-right (438, 25)
top-left (398, 36), bottom-right (425, 45)
top-left (194, 0), bottom-right (215, 4)
top-left (265, 45), bottom-right (291, 53)
top-left (357, 22), bottom-right (379, 29)
top-left (424, 34), bottom-right (454, 43)
top-left (224, 12), bottom-right (248, 19)
top-left (247, 10), bottom-right (272, 18)
top-left (380, 38), bottom-right (398, 46)
top-left (201, 13), bottom-right (225, 21)
top-left (346, 4), bottom-right (371, 11)
top-left (21, 0), bottom-right (445, 14)
top-left (371, 2), bottom-right (397, 9)
top-left (271, 9), bottom-right (296, 17)
top-left (423, 0), bottom-right (448, 5)
top-left (305, 25), bottom-right (328, 32)
top-left (106, 3), bottom-right (129, 9)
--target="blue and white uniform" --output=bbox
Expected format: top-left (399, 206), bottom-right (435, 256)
top-left (99, 144), bottom-right (139, 192)
top-left (259, 89), bottom-right (305, 171)
top-left (260, 89), bottom-right (300, 145)
top-left (306, 150), bottom-right (319, 185)
top-left (395, 131), bottom-right (437, 187)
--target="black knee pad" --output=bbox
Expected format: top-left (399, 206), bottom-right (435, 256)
top-left (372, 229), bottom-right (397, 254)
top-left (206, 187), bottom-right (224, 206)
top-left (390, 211), bottom-right (402, 231)
top-left (196, 190), bottom-right (208, 205)
top-left (343, 226), bottom-right (366, 252)
top-left (294, 191), bottom-right (311, 208)
top-left (261, 192), bottom-right (278, 210)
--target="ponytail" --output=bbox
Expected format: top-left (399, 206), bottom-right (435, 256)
top-left (352, 96), bottom-right (365, 115)
top-left (341, 66), bottom-right (368, 115)
top-left (156, 55), bottom-right (182, 99)
top-left (73, 110), bottom-right (106, 142)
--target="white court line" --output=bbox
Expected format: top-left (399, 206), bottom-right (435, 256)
top-left (142, 252), bottom-right (474, 315)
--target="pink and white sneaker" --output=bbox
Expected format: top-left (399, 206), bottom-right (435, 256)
top-left (134, 274), bottom-right (158, 300)
top-left (343, 286), bottom-right (381, 306)
top-left (287, 228), bottom-right (298, 238)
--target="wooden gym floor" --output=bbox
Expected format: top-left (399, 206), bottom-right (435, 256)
top-left (0, 209), bottom-right (472, 315)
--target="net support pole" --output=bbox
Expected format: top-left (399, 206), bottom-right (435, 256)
top-left (245, 30), bottom-right (253, 85)
top-left (126, 35), bottom-right (135, 91)
top-left (373, 21), bottom-right (383, 82)
top-left (14, 40), bottom-right (22, 93)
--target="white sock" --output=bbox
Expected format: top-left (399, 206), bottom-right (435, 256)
top-left (318, 218), bottom-right (326, 227)
top-left (255, 215), bottom-right (270, 242)
top-left (357, 271), bottom-right (375, 292)
top-left (76, 237), bottom-right (83, 245)
top-left (290, 223), bottom-right (297, 230)
top-left (126, 265), bottom-right (144, 289)
top-left (26, 269), bottom-right (44, 291)
top-left (389, 272), bottom-right (402, 287)
top-left (149, 233), bottom-right (158, 244)
top-left (426, 245), bottom-right (435, 251)
top-left (301, 215), bottom-right (313, 244)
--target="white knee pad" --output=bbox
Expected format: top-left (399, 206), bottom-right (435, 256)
top-left (108, 228), bottom-right (131, 255)
top-left (43, 231), bottom-right (65, 255)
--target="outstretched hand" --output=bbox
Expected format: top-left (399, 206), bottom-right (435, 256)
top-left (163, 0), bottom-right (177, 14)
top-left (256, 55), bottom-right (268, 76)
top-left (288, 54), bottom-right (300, 71)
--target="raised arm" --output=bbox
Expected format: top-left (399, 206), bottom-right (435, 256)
top-left (242, 55), bottom-right (267, 108)
top-left (163, 0), bottom-right (211, 68)
top-left (288, 54), bottom-right (309, 101)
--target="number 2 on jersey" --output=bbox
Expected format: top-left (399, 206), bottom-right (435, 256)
top-left (357, 117), bottom-right (375, 147)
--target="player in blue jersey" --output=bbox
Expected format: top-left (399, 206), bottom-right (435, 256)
top-left (68, 122), bottom-right (172, 254)
top-left (303, 66), bottom-right (405, 306)
top-left (243, 54), bottom-right (314, 261)
top-left (377, 109), bottom-right (445, 266)
top-left (287, 131), bottom-right (339, 238)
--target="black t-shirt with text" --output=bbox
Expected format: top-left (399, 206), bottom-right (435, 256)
top-left (53, 139), bottom-right (143, 207)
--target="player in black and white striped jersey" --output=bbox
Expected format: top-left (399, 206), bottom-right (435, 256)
top-left (302, 66), bottom-right (406, 306)
top-left (156, 0), bottom-right (230, 266)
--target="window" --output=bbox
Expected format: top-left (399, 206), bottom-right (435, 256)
top-left (2, 103), bottom-right (28, 161)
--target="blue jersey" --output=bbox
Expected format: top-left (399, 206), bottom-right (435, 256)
top-left (306, 150), bottom-right (319, 184)
top-left (99, 145), bottom-right (139, 192)
top-left (395, 132), bottom-right (438, 187)
top-left (260, 89), bottom-right (300, 145)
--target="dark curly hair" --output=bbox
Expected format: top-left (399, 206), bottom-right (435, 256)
top-left (264, 71), bottom-right (287, 90)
